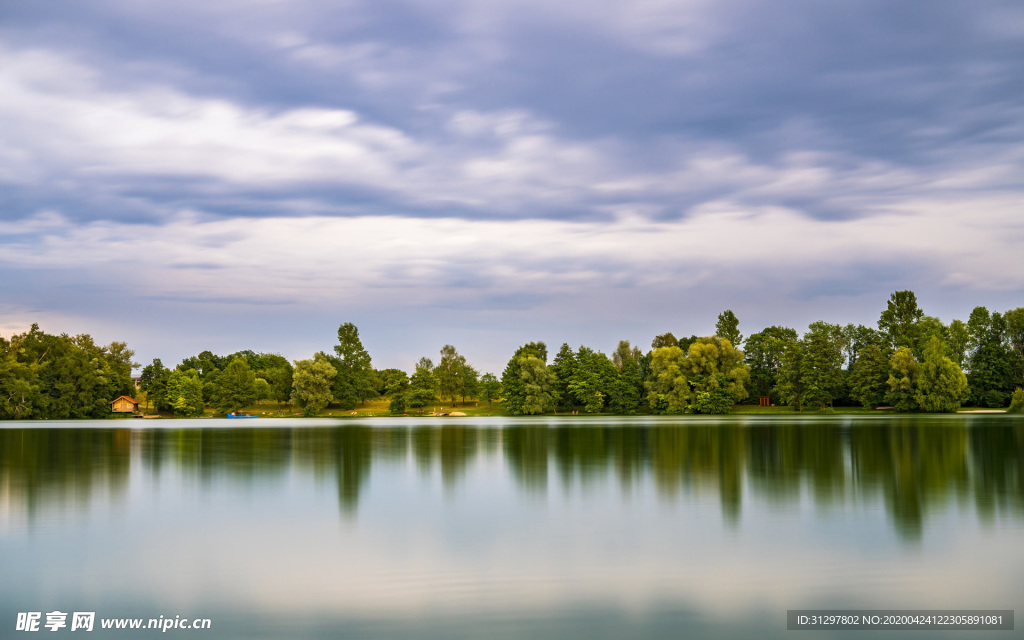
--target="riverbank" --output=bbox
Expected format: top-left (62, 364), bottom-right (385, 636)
top-left (120, 399), bottom-right (1011, 419)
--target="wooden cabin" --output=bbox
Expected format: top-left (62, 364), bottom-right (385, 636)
top-left (111, 395), bottom-right (139, 414)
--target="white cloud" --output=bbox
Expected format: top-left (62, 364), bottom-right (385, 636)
top-left (3, 192), bottom-right (1022, 317)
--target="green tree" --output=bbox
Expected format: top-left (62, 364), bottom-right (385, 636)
top-left (646, 337), bottom-right (749, 414)
top-left (646, 346), bottom-right (689, 413)
top-left (715, 310), bottom-right (742, 348)
top-left (214, 358), bottom-right (258, 414)
top-left (501, 342), bottom-right (557, 415)
top-left (437, 344), bottom-right (466, 405)
top-left (682, 336), bottom-right (749, 413)
top-left (913, 315), bottom-right (947, 361)
top-left (265, 365), bottom-right (294, 409)
top-left (610, 356), bottom-right (644, 414)
top-left (408, 358), bottom-right (439, 409)
top-left (380, 368), bottom-right (409, 397)
top-left (479, 373), bottom-right (501, 408)
top-left (456, 361), bottom-right (479, 405)
top-left (878, 290), bottom-right (924, 350)
top-left (849, 344), bottom-right (890, 409)
top-left (841, 324), bottom-right (885, 371)
top-left (651, 333), bottom-right (678, 349)
top-left (1008, 388), bottom-right (1024, 414)
top-left (886, 347), bottom-right (919, 412)
top-left (389, 393), bottom-right (407, 414)
top-left (140, 358), bottom-right (171, 412)
top-left (380, 366), bottom-right (407, 411)
top-left (745, 326), bottom-right (797, 402)
top-left (550, 343), bottom-right (578, 412)
top-left (518, 355), bottom-right (559, 415)
top-left (915, 336), bottom-right (968, 412)
top-left (0, 349), bottom-right (40, 419)
top-left (946, 319), bottom-right (970, 368)
top-left (178, 350), bottom-right (223, 379)
top-left (566, 347), bottom-right (617, 413)
top-left (801, 321), bottom-right (846, 410)
top-left (966, 309), bottom-right (1015, 407)
top-left (1004, 307), bottom-right (1024, 385)
top-left (166, 369), bottom-right (205, 417)
top-left (254, 377), bottom-right (272, 406)
top-left (291, 355), bottom-right (337, 415)
top-left (331, 322), bottom-right (375, 409)
top-left (611, 340), bottom-right (642, 372)
top-left (776, 339), bottom-right (806, 410)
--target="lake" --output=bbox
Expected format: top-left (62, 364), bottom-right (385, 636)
top-left (2, 415), bottom-right (1022, 638)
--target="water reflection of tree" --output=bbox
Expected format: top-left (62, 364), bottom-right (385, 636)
top-left (2, 420), bottom-right (1022, 537)
top-left (504, 426), bottom-right (548, 494)
top-left (0, 428), bottom-right (131, 517)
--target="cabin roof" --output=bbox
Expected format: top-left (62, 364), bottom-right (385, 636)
top-left (111, 395), bottom-right (138, 404)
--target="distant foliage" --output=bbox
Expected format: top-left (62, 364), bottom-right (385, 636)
top-left (5, 291), bottom-right (1023, 420)
top-left (0, 324), bottom-right (136, 419)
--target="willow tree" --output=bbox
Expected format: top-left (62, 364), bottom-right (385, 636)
top-left (646, 336), bottom-right (749, 414)
top-left (915, 337), bottom-right (968, 412)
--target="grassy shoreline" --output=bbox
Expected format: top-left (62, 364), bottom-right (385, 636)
top-left (120, 398), bottom-right (1009, 419)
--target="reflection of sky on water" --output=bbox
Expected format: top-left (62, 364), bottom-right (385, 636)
top-left (1, 417), bottom-right (1022, 638)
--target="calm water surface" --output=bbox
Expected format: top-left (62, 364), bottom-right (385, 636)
top-left (2, 416), bottom-right (1022, 639)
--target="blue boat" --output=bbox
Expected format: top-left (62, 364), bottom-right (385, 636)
top-left (226, 412), bottom-right (257, 419)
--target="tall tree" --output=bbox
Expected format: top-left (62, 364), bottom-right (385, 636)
top-left (801, 322), bottom-right (846, 410)
top-left (1004, 307), bottom-right (1024, 385)
top-left (436, 344), bottom-right (467, 405)
top-left (567, 347), bottom-right (617, 413)
top-left (456, 361), bottom-right (479, 405)
top-left (715, 310), bottom-right (743, 348)
top-left (745, 326), bottom-right (797, 401)
top-left (776, 339), bottom-right (806, 410)
top-left (878, 290), bottom-right (924, 350)
top-left (331, 322), bottom-right (375, 409)
top-left (610, 356), bottom-right (644, 414)
top-left (966, 310), bottom-right (1015, 407)
top-left (841, 324), bottom-right (885, 371)
top-left (140, 358), bottom-right (171, 412)
top-left (550, 343), bottom-right (578, 412)
top-left (946, 319), bottom-right (970, 368)
top-left (849, 344), bottom-right (890, 409)
top-left (611, 340), bottom-right (642, 372)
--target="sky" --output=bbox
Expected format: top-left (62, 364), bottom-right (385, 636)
top-left (1, 0), bottom-right (1023, 373)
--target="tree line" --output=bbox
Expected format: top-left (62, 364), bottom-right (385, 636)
top-left (2, 291), bottom-right (1023, 419)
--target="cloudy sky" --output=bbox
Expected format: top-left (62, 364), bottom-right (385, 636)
top-left (1, 0), bottom-right (1022, 372)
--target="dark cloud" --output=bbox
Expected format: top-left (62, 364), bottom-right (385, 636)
top-left (1, 0), bottom-right (1022, 367)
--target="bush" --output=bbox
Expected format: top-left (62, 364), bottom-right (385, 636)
top-left (1009, 388), bottom-right (1024, 414)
